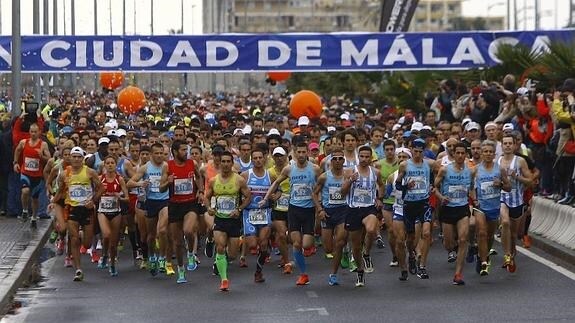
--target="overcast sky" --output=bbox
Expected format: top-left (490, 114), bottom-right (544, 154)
top-left (0, 0), bottom-right (570, 35)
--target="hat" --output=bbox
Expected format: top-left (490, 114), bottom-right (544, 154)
top-left (484, 121), bottom-right (497, 130)
top-left (340, 113), bottom-right (349, 121)
top-left (516, 87), bottom-right (530, 96)
top-left (308, 142), bottom-right (320, 151)
top-left (233, 128), bottom-right (243, 136)
top-left (560, 78), bottom-right (575, 92)
top-left (272, 147), bottom-right (287, 156)
top-left (402, 131), bottom-right (412, 138)
top-left (395, 147), bottom-right (412, 158)
top-left (242, 125), bottom-right (252, 135)
top-left (107, 129), bottom-right (118, 137)
top-left (327, 126), bottom-right (336, 133)
top-left (298, 116), bottom-right (310, 126)
top-left (412, 138), bottom-right (426, 149)
top-left (422, 125), bottom-right (432, 131)
top-left (116, 129), bottom-right (127, 137)
top-left (462, 117), bottom-right (472, 127)
top-left (70, 146), bottom-right (85, 156)
top-left (98, 137), bottom-right (110, 145)
top-left (392, 124), bottom-right (401, 132)
top-left (212, 145), bottom-right (225, 155)
top-left (61, 126), bottom-right (74, 135)
top-left (410, 122), bottom-right (423, 132)
top-left (267, 128), bottom-right (281, 136)
top-left (502, 123), bottom-right (514, 131)
top-left (465, 122), bottom-right (480, 132)
top-left (105, 111), bottom-right (114, 118)
top-left (398, 116), bottom-right (405, 125)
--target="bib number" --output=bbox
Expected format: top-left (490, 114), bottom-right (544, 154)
top-left (352, 188), bottom-right (374, 207)
top-left (174, 178), bottom-right (194, 195)
top-left (328, 186), bottom-right (346, 205)
top-left (480, 181), bottom-right (499, 199)
top-left (409, 176), bottom-right (427, 194)
top-left (292, 184), bottom-right (311, 201)
top-left (275, 193), bottom-right (290, 212)
top-left (216, 196), bottom-right (237, 215)
top-left (149, 175), bottom-right (161, 193)
top-left (24, 157), bottom-right (40, 172)
top-left (448, 185), bottom-right (467, 204)
top-left (99, 196), bottom-right (119, 212)
top-left (69, 184), bottom-right (92, 204)
top-left (248, 209), bottom-right (268, 225)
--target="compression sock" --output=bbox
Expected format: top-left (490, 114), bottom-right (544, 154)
top-left (256, 250), bottom-right (268, 273)
top-left (293, 249), bottom-right (306, 273)
top-left (215, 253), bottom-right (228, 280)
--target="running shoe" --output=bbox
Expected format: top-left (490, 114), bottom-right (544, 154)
top-left (417, 266), bottom-right (429, 279)
top-left (502, 254), bottom-right (512, 269)
top-left (283, 262), bottom-right (293, 275)
top-left (177, 267), bottom-right (187, 284)
top-left (254, 271), bottom-right (265, 283)
top-left (349, 259), bottom-right (358, 273)
top-left (355, 270), bottom-right (365, 287)
top-left (447, 251), bottom-right (457, 263)
top-left (239, 256), bottom-right (248, 268)
top-left (489, 248), bottom-right (498, 256)
top-left (508, 257), bottom-right (517, 273)
top-left (165, 262), bottom-right (175, 276)
top-left (522, 235), bottom-right (532, 248)
top-left (56, 239), bottom-right (65, 256)
top-left (466, 245), bottom-right (477, 263)
top-left (139, 259), bottom-right (148, 270)
top-left (187, 252), bottom-right (198, 271)
top-left (408, 255), bottom-right (417, 275)
top-left (149, 257), bottom-right (159, 276)
top-left (480, 262), bottom-right (489, 276)
top-left (73, 269), bottom-right (84, 282)
top-left (296, 274), bottom-right (310, 286)
top-left (158, 257), bottom-right (166, 273)
top-left (452, 273), bottom-right (465, 286)
top-left (205, 237), bottom-right (215, 258)
top-left (389, 256), bottom-right (399, 267)
top-left (363, 255), bottom-right (374, 273)
top-left (109, 266), bottom-right (118, 277)
top-left (136, 249), bottom-right (144, 261)
top-left (49, 230), bottom-right (58, 243)
top-left (97, 256), bottom-right (108, 269)
top-left (272, 247), bottom-right (280, 256)
top-left (328, 274), bottom-right (339, 286)
top-left (325, 253), bottom-right (334, 259)
top-left (80, 245), bottom-right (87, 254)
top-left (220, 279), bottom-right (229, 292)
top-left (340, 251), bottom-right (350, 269)
top-left (64, 256), bottom-right (73, 268)
top-left (399, 270), bottom-right (408, 281)
top-left (19, 211), bottom-right (29, 222)
top-left (91, 250), bottom-right (100, 263)
top-left (376, 236), bottom-right (385, 249)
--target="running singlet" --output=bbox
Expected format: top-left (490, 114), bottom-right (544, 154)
top-left (289, 162), bottom-right (316, 208)
top-left (93, 152), bottom-right (104, 171)
top-left (441, 164), bottom-right (471, 207)
top-left (321, 170), bottom-right (346, 208)
top-left (168, 159), bottom-right (196, 203)
top-left (21, 139), bottom-right (43, 178)
top-left (498, 156), bottom-right (524, 207)
top-left (343, 152), bottom-right (358, 170)
top-left (144, 161), bottom-right (169, 200)
top-left (213, 174), bottom-right (240, 219)
top-left (236, 157), bottom-right (253, 173)
top-left (65, 165), bottom-right (93, 207)
top-left (98, 173), bottom-right (122, 213)
top-left (403, 160), bottom-right (431, 202)
top-left (379, 159), bottom-right (399, 205)
top-left (347, 166), bottom-right (377, 208)
top-left (475, 163), bottom-right (502, 212)
top-left (269, 166), bottom-right (290, 212)
top-left (244, 169), bottom-right (272, 224)
top-left (392, 172), bottom-right (404, 216)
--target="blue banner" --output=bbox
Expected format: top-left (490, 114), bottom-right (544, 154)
top-left (0, 30), bottom-right (573, 73)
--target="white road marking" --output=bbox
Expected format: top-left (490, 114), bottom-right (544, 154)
top-left (306, 291), bottom-right (318, 298)
top-left (296, 307), bottom-right (329, 316)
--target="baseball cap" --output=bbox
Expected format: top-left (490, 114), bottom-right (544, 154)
top-left (465, 122), bottom-right (480, 132)
top-left (484, 121), bottom-right (497, 130)
top-left (422, 125), bottom-right (432, 131)
top-left (242, 125), bottom-right (252, 135)
top-left (98, 137), bottom-right (110, 145)
top-left (116, 129), bottom-right (127, 137)
top-left (412, 138), bottom-right (426, 149)
top-left (233, 128), bottom-right (244, 136)
top-left (70, 146), bottom-right (85, 156)
top-left (398, 116), bottom-right (405, 125)
top-left (340, 113), bottom-right (349, 121)
top-left (327, 126), bottom-right (336, 133)
top-left (107, 129), bottom-right (118, 137)
top-left (308, 142), bottom-right (320, 151)
top-left (272, 147), bottom-right (287, 156)
top-left (392, 124), bottom-right (401, 132)
top-left (267, 128), bottom-right (281, 136)
top-left (402, 131), bottom-right (412, 138)
top-left (502, 123), bottom-right (514, 131)
top-left (411, 122), bottom-right (423, 132)
top-left (298, 116), bottom-right (310, 126)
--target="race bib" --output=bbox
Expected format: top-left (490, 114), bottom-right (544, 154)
top-left (448, 185), bottom-right (468, 204)
top-left (248, 209), bottom-right (268, 225)
top-left (409, 176), bottom-right (428, 194)
top-left (24, 157), bottom-right (40, 172)
top-left (328, 186), bottom-right (346, 205)
top-left (174, 178), bottom-right (194, 195)
top-left (69, 184), bottom-right (92, 204)
top-left (136, 187), bottom-right (147, 202)
top-left (352, 188), bottom-right (374, 207)
top-left (216, 196), bottom-right (237, 215)
top-left (275, 193), bottom-right (290, 212)
top-left (99, 196), bottom-right (119, 212)
top-left (480, 181), bottom-right (499, 199)
top-left (292, 184), bottom-right (312, 201)
top-left (149, 175), bottom-right (161, 193)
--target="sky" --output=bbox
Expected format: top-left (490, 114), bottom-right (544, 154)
top-left (0, 0), bottom-right (570, 35)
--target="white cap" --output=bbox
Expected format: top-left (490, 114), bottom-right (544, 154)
top-left (422, 125), bottom-right (432, 131)
top-left (484, 121), bottom-right (497, 130)
top-left (516, 87), bottom-right (529, 96)
top-left (109, 103), bottom-right (117, 110)
top-left (267, 128), bottom-right (281, 136)
top-left (233, 128), bottom-right (243, 136)
top-left (298, 116), bottom-right (310, 126)
top-left (242, 125), bottom-right (252, 135)
top-left (98, 137), bottom-right (110, 145)
top-left (411, 122), bottom-right (423, 132)
top-left (398, 116), bottom-right (405, 125)
top-left (107, 129), bottom-right (118, 137)
top-left (327, 126), bottom-right (336, 133)
top-left (70, 146), bottom-right (85, 156)
top-left (272, 147), bottom-right (287, 156)
top-left (503, 123), bottom-right (514, 131)
top-left (340, 113), bottom-right (349, 121)
top-left (105, 111), bottom-right (114, 118)
top-left (204, 113), bottom-right (215, 121)
top-left (392, 124), bottom-right (401, 132)
top-left (116, 129), bottom-right (127, 137)
top-left (465, 121), bottom-right (480, 132)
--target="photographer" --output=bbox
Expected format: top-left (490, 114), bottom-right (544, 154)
top-left (552, 79), bottom-right (575, 205)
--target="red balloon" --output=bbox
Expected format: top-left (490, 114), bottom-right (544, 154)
top-left (100, 72), bottom-right (124, 90)
top-left (117, 86), bottom-right (146, 115)
top-left (267, 71), bottom-right (291, 82)
top-left (289, 90), bottom-right (322, 119)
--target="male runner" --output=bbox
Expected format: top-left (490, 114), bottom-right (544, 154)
top-left (376, 139), bottom-right (400, 265)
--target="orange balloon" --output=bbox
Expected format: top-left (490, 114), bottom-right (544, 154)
top-left (289, 90), bottom-right (322, 119)
top-left (100, 72), bottom-right (124, 90)
top-left (267, 71), bottom-right (291, 82)
top-left (117, 86), bottom-right (146, 115)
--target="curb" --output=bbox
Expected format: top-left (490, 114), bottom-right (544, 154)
top-left (0, 220), bottom-right (53, 315)
top-left (529, 232), bottom-right (575, 266)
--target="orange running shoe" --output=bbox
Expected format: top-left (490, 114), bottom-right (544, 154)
top-left (522, 235), bottom-right (532, 249)
top-left (283, 262), bottom-right (293, 275)
top-left (239, 256), bottom-right (248, 268)
top-left (220, 279), bottom-right (229, 291)
top-left (296, 274), bottom-right (310, 286)
top-left (508, 257), bottom-right (517, 273)
top-left (80, 245), bottom-right (88, 254)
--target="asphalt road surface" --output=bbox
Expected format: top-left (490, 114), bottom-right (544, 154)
top-left (4, 237), bottom-right (575, 323)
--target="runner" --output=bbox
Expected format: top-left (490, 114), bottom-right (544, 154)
top-left (205, 151), bottom-right (252, 291)
top-left (388, 148), bottom-right (411, 275)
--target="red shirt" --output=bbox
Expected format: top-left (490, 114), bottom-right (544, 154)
top-left (168, 159), bottom-right (197, 203)
top-left (21, 139), bottom-right (44, 178)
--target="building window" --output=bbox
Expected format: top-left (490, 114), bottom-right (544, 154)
top-left (264, 2), bottom-right (272, 10)
top-left (430, 4), bottom-right (442, 12)
top-left (336, 15), bottom-right (349, 28)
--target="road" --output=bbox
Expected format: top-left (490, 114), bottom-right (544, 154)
top-left (3, 236), bottom-right (575, 323)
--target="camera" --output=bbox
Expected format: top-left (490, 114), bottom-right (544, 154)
top-left (25, 102), bottom-right (39, 115)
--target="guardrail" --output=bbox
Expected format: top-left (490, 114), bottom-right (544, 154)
top-left (530, 197), bottom-right (575, 250)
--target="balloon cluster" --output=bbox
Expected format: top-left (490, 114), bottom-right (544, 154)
top-left (289, 90), bottom-right (322, 119)
top-left (99, 72), bottom-right (147, 115)
top-left (265, 71), bottom-right (291, 86)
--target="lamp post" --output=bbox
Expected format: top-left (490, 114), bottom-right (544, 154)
top-left (11, 0), bottom-right (22, 117)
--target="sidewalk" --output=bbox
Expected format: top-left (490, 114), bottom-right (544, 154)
top-left (0, 216), bottom-right (52, 314)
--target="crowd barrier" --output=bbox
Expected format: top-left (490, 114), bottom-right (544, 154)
top-left (530, 197), bottom-right (575, 250)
